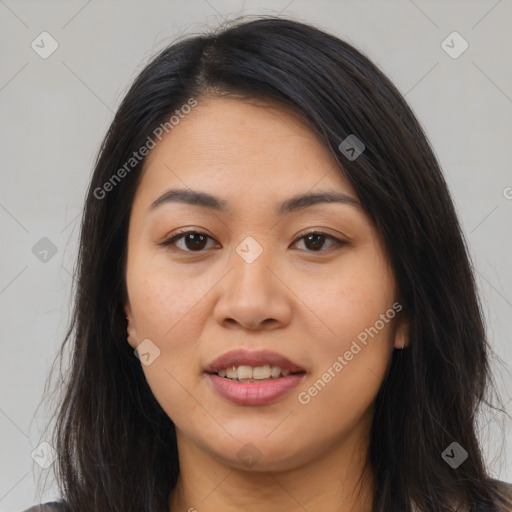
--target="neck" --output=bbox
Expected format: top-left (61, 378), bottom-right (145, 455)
top-left (168, 425), bottom-right (375, 512)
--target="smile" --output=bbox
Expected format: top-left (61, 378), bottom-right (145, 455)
top-left (204, 349), bottom-right (307, 405)
top-left (217, 364), bottom-right (295, 381)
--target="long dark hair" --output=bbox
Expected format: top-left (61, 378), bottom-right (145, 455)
top-left (38, 15), bottom-right (511, 512)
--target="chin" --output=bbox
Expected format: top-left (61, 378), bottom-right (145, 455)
top-left (202, 432), bottom-right (313, 472)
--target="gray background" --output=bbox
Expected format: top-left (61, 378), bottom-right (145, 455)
top-left (1, 0), bottom-right (511, 510)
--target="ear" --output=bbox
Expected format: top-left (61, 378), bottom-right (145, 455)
top-left (393, 314), bottom-right (409, 350)
top-left (124, 302), bottom-right (138, 349)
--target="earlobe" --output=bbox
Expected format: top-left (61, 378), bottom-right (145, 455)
top-left (124, 302), bottom-right (133, 321)
top-left (394, 317), bottom-right (409, 350)
top-left (124, 303), bottom-right (138, 349)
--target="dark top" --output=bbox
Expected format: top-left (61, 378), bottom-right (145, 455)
top-left (21, 480), bottom-right (512, 511)
top-left (22, 503), bottom-right (67, 512)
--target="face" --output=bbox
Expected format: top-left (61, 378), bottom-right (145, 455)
top-left (124, 96), bottom-right (407, 472)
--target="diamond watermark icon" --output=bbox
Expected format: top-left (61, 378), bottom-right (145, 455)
top-left (31, 32), bottom-right (59, 59)
top-left (237, 442), bottom-right (262, 467)
top-left (338, 134), bottom-right (365, 161)
top-left (236, 236), bottom-right (263, 264)
top-left (441, 31), bottom-right (468, 59)
top-left (441, 442), bottom-right (468, 468)
top-left (31, 441), bottom-right (57, 469)
top-left (134, 338), bottom-right (161, 366)
top-left (32, 237), bottom-right (58, 263)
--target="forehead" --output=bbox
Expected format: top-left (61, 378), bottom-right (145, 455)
top-left (136, 96), bottom-right (357, 208)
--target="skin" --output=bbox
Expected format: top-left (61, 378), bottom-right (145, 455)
top-left (124, 96), bottom-right (409, 512)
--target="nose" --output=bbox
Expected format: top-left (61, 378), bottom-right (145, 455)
top-left (212, 242), bottom-right (292, 332)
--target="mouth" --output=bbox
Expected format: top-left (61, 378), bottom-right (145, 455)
top-left (204, 349), bottom-right (307, 405)
top-left (211, 364), bottom-right (304, 382)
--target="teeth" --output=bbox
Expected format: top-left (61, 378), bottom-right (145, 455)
top-left (216, 365), bottom-right (295, 381)
top-left (237, 365), bottom-right (253, 380)
top-left (253, 365), bottom-right (271, 379)
top-left (225, 366), bottom-right (237, 379)
top-left (270, 365), bottom-right (281, 378)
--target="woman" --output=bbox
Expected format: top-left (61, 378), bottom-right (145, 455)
top-left (25, 15), bottom-right (512, 512)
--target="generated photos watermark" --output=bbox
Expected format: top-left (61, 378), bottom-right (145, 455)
top-left (297, 301), bottom-right (402, 405)
top-left (94, 97), bottom-right (198, 200)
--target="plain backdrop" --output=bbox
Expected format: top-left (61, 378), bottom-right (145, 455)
top-left (1, 1), bottom-right (511, 510)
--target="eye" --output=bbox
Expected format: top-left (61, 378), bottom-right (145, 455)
top-left (160, 229), bottom-right (346, 254)
top-left (160, 230), bottom-right (219, 252)
top-left (291, 230), bottom-right (346, 252)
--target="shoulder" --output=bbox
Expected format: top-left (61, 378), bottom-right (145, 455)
top-left (21, 501), bottom-right (69, 512)
top-left (493, 478), bottom-right (512, 491)
top-left (490, 479), bottom-right (512, 511)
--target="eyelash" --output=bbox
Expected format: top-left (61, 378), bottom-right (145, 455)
top-left (160, 229), bottom-right (346, 254)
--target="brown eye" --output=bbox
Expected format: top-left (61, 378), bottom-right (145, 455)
top-left (162, 229), bottom-right (345, 254)
top-left (181, 233), bottom-right (208, 251)
top-left (162, 231), bottom-right (217, 252)
top-left (304, 233), bottom-right (327, 251)
top-left (292, 231), bottom-right (345, 252)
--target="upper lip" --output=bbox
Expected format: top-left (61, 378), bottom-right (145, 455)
top-left (204, 349), bottom-right (306, 374)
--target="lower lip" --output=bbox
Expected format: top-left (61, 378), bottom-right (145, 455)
top-left (206, 373), bottom-right (306, 406)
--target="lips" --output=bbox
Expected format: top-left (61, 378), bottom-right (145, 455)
top-left (204, 349), bottom-right (306, 406)
top-left (204, 349), bottom-right (305, 374)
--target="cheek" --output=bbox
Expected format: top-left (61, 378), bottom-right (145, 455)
top-left (310, 249), bottom-right (396, 352)
top-left (126, 265), bottom-right (210, 429)
top-left (125, 249), bottom-right (219, 414)
top-left (294, 307), bottom-right (395, 444)
top-left (294, 249), bottom-right (396, 415)
top-left (126, 248), bottom-right (212, 345)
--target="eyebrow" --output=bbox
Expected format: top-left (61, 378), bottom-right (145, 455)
top-left (148, 188), bottom-right (361, 216)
